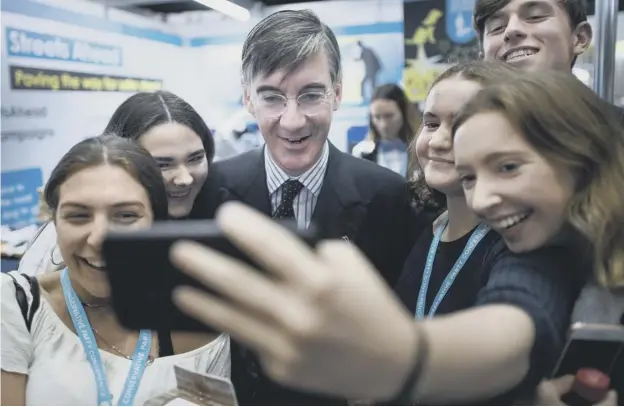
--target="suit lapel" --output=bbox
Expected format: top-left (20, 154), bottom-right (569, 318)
top-left (244, 171), bottom-right (271, 216)
top-left (231, 148), bottom-right (272, 216)
top-left (312, 144), bottom-right (365, 240)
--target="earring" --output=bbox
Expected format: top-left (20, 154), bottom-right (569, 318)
top-left (50, 245), bottom-right (64, 266)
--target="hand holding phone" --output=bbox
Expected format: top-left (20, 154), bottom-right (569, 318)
top-left (552, 323), bottom-right (624, 403)
top-left (102, 219), bottom-right (319, 333)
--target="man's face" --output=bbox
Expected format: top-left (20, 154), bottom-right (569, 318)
top-left (481, 0), bottom-right (592, 72)
top-left (244, 52), bottom-right (342, 176)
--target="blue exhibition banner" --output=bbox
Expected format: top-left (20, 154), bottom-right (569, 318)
top-left (1, 168), bottom-right (43, 229)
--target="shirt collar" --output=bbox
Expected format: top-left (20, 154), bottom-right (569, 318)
top-left (265, 141), bottom-right (329, 196)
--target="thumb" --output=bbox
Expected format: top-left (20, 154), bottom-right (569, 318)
top-left (548, 375), bottom-right (576, 395)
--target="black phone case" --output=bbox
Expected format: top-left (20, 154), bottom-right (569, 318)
top-left (102, 219), bottom-right (319, 333)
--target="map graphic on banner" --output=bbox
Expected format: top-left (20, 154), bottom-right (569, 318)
top-left (1, 168), bottom-right (44, 229)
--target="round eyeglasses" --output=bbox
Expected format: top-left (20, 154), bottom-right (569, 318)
top-left (253, 90), bottom-right (333, 118)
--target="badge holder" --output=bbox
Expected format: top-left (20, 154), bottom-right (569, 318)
top-left (144, 366), bottom-right (238, 406)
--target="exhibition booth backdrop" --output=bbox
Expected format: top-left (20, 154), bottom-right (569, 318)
top-left (3, 0), bottom-right (622, 231)
top-left (1, 0), bottom-right (408, 229)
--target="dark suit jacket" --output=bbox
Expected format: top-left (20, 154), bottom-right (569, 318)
top-left (195, 143), bottom-right (427, 405)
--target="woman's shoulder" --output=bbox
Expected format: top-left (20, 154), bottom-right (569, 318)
top-left (481, 240), bottom-right (588, 301)
top-left (2, 271), bottom-right (62, 336)
top-left (484, 239), bottom-right (583, 272)
top-left (1, 272), bottom-right (39, 343)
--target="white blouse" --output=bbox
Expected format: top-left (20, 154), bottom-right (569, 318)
top-left (1, 274), bottom-right (231, 406)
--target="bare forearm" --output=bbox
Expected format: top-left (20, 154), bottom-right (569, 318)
top-left (412, 304), bottom-right (535, 403)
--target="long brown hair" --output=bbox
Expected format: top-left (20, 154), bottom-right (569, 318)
top-left (45, 134), bottom-right (169, 221)
top-left (366, 83), bottom-right (420, 144)
top-left (453, 71), bottom-right (624, 288)
top-left (410, 61), bottom-right (522, 211)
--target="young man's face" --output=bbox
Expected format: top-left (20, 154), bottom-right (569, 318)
top-left (480, 0), bottom-right (592, 72)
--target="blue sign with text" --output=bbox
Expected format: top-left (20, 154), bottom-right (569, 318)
top-left (6, 27), bottom-right (123, 66)
top-left (445, 0), bottom-right (477, 44)
top-left (1, 168), bottom-right (43, 229)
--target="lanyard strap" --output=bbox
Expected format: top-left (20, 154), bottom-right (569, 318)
top-left (60, 269), bottom-right (152, 406)
top-left (415, 218), bottom-right (490, 319)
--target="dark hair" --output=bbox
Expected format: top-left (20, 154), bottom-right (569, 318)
top-left (473, 0), bottom-right (588, 65)
top-left (453, 70), bottom-right (624, 287)
top-left (367, 84), bottom-right (420, 145)
top-left (104, 91), bottom-right (215, 163)
top-left (241, 9), bottom-right (342, 85)
top-left (44, 134), bottom-right (169, 221)
top-left (411, 61), bottom-right (522, 211)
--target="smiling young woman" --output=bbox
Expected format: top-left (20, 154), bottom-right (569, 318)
top-left (2, 135), bottom-right (229, 406)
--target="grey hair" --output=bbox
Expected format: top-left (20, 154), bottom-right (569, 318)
top-left (241, 9), bottom-right (342, 86)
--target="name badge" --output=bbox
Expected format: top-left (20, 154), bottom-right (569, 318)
top-left (143, 366), bottom-right (238, 406)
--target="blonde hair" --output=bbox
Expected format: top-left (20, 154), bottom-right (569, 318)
top-left (454, 70), bottom-right (624, 288)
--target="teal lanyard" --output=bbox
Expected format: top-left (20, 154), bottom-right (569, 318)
top-left (415, 218), bottom-right (490, 319)
top-left (61, 269), bottom-right (152, 405)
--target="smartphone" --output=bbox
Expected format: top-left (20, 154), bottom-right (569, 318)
top-left (552, 322), bottom-right (624, 392)
top-left (102, 219), bottom-right (320, 333)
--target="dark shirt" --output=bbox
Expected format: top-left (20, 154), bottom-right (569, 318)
top-left (395, 225), bottom-right (500, 317)
top-left (395, 226), bottom-right (584, 403)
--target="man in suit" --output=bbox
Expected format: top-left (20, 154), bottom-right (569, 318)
top-left (205, 9), bottom-right (423, 406)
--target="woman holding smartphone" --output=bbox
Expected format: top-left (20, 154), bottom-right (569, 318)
top-left (168, 70), bottom-right (624, 404)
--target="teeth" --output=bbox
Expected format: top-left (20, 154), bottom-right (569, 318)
top-left (283, 136), bottom-right (309, 143)
top-left (506, 49), bottom-right (537, 61)
top-left (493, 212), bottom-right (530, 230)
top-left (85, 259), bottom-right (106, 268)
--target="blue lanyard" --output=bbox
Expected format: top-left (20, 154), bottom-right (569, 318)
top-left (60, 269), bottom-right (152, 406)
top-left (415, 217), bottom-right (490, 319)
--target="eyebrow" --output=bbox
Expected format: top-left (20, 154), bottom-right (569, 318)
top-left (522, 0), bottom-right (553, 10)
top-left (256, 82), bottom-right (327, 94)
top-left (423, 111), bottom-right (459, 121)
top-left (153, 149), bottom-right (204, 163)
top-left (487, 0), bottom-right (552, 22)
top-left (455, 150), bottom-right (527, 171)
top-left (187, 149), bottom-right (205, 159)
top-left (60, 202), bottom-right (146, 210)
